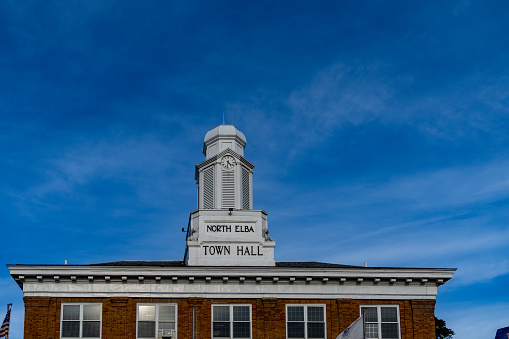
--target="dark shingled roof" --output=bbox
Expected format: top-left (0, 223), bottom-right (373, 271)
top-left (87, 260), bottom-right (361, 268)
top-left (8, 260), bottom-right (454, 270)
top-left (276, 262), bottom-right (361, 268)
top-left (90, 261), bottom-right (185, 267)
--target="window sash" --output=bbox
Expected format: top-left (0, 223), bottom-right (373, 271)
top-left (212, 304), bottom-right (252, 339)
top-left (361, 306), bottom-right (400, 339)
top-left (137, 304), bottom-right (177, 339)
top-left (286, 305), bottom-right (326, 339)
top-left (61, 303), bottom-right (102, 339)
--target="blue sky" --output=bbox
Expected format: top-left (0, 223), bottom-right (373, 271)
top-left (1, 1), bottom-right (509, 338)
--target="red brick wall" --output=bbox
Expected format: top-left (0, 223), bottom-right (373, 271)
top-left (23, 297), bottom-right (436, 339)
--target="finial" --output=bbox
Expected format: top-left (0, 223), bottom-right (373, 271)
top-left (223, 112), bottom-right (225, 125)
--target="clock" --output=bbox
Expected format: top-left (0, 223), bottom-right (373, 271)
top-left (221, 155), bottom-right (236, 170)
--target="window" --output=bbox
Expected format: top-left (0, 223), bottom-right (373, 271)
top-left (241, 167), bottom-right (250, 209)
top-left (137, 304), bottom-right (177, 338)
top-left (221, 169), bottom-right (235, 208)
top-left (61, 303), bottom-right (101, 338)
top-left (203, 166), bottom-right (214, 209)
top-left (286, 304), bottom-right (326, 339)
top-left (361, 306), bottom-right (400, 339)
top-left (212, 304), bottom-right (251, 339)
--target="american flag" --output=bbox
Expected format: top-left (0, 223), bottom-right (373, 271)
top-left (0, 309), bottom-right (10, 338)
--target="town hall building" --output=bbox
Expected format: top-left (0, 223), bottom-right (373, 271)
top-left (8, 125), bottom-right (455, 339)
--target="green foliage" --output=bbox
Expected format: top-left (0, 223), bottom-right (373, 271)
top-left (436, 317), bottom-right (455, 339)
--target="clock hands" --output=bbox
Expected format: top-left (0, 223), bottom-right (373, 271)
top-left (222, 156), bottom-right (235, 169)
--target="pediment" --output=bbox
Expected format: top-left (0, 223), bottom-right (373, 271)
top-left (196, 148), bottom-right (254, 171)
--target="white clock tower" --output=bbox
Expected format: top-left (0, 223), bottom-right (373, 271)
top-left (185, 125), bottom-right (276, 266)
top-left (197, 125), bottom-right (253, 210)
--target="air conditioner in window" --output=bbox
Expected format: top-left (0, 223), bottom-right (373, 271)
top-left (157, 329), bottom-right (175, 339)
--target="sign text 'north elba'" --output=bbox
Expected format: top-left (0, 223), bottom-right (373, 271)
top-left (206, 224), bottom-right (255, 233)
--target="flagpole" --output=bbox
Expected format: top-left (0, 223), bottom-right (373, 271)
top-left (362, 308), bottom-right (366, 339)
top-left (5, 304), bottom-right (11, 339)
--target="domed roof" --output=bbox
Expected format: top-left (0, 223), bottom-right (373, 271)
top-left (204, 125), bottom-right (246, 144)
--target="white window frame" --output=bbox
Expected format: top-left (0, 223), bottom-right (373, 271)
top-left (360, 305), bottom-right (400, 339)
top-left (211, 304), bottom-right (252, 339)
top-left (136, 303), bottom-right (178, 339)
top-left (286, 304), bottom-right (327, 339)
top-left (60, 303), bottom-right (102, 339)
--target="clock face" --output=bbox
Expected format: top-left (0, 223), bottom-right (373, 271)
top-left (221, 155), bottom-right (236, 170)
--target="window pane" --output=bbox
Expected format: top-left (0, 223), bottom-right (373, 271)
top-left (365, 323), bottom-right (379, 338)
top-left (138, 321), bottom-right (156, 338)
top-left (139, 305), bottom-right (156, 321)
top-left (213, 306), bottom-right (230, 321)
top-left (362, 307), bottom-right (378, 322)
top-left (287, 322), bottom-right (305, 338)
top-left (287, 306), bottom-right (304, 322)
top-left (233, 322), bottom-right (250, 338)
top-left (159, 322), bottom-right (176, 331)
top-left (308, 323), bottom-right (325, 339)
top-left (83, 305), bottom-right (101, 321)
top-left (381, 307), bottom-right (397, 323)
top-left (213, 322), bottom-right (230, 338)
top-left (82, 321), bottom-right (100, 338)
top-left (159, 305), bottom-right (176, 322)
top-left (233, 306), bottom-right (250, 322)
top-left (63, 305), bottom-right (80, 321)
top-left (62, 321), bottom-right (80, 337)
top-left (307, 307), bottom-right (324, 322)
top-left (381, 323), bottom-right (399, 339)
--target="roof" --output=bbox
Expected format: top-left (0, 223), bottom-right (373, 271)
top-left (8, 260), bottom-right (454, 270)
top-left (86, 260), bottom-right (360, 268)
top-left (204, 124), bottom-right (246, 144)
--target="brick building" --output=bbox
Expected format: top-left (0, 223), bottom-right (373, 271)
top-left (9, 125), bottom-right (455, 339)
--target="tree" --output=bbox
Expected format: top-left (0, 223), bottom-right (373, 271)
top-left (436, 317), bottom-right (455, 339)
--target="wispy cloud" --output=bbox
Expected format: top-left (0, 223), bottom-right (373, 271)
top-left (269, 157), bottom-right (509, 284)
top-left (264, 156), bottom-right (509, 216)
top-left (438, 302), bottom-right (509, 339)
top-left (230, 58), bottom-right (509, 163)
top-left (287, 62), bottom-right (395, 143)
top-left (24, 136), bottom-right (179, 201)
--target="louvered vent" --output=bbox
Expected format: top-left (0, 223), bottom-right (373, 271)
top-left (242, 167), bottom-right (250, 209)
top-left (203, 167), bottom-right (214, 209)
top-left (221, 169), bottom-right (235, 208)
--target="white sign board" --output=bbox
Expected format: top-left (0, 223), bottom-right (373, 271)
top-left (185, 210), bottom-right (275, 266)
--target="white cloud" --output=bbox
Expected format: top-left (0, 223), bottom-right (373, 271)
top-left (262, 156), bottom-right (509, 220)
top-left (27, 136), bottom-right (178, 197)
top-left (286, 62), bottom-right (395, 145)
top-left (228, 58), bottom-right (509, 164)
top-left (451, 259), bottom-right (509, 286)
top-left (269, 157), bottom-right (509, 284)
top-left (438, 303), bottom-right (509, 339)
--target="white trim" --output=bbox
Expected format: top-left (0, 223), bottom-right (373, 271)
top-left (286, 304), bottom-right (327, 339)
top-left (20, 280), bottom-right (441, 299)
top-left (211, 304), bottom-right (252, 339)
top-left (60, 303), bottom-right (102, 339)
top-left (10, 265), bottom-right (454, 300)
top-left (360, 305), bottom-right (401, 339)
top-left (8, 265), bottom-right (456, 278)
top-left (136, 303), bottom-right (178, 339)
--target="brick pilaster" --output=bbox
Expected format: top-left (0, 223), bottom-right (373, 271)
top-left (411, 299), bottom-right (436, 339)
top-left (23, 296), bottom-right (51, 339)
top-left (261, 298), bottom-right (278, 339)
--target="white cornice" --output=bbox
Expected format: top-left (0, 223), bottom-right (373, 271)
top-left (8, 264), bottom-right (455, 300)
top-left (8, 264), bottom-right (455, 277)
